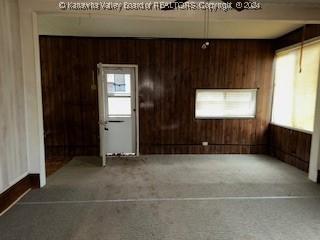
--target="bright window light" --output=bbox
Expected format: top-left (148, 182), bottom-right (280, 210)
top-left (107, 97), bottom-right (131, 116)
top-left (272, 41), bottom-right (320, 132)
top-left (106, 73), bottom-right (131, 96)
top-left (195, 89), bottom-right (257, 119)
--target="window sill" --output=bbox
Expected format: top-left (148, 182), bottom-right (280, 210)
top-left (195, 116), bottom-right (256, 120)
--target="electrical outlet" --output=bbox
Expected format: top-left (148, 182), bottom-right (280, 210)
top-left (202, 141), bottom-right (208, 146)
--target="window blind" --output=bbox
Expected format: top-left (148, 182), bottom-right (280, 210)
top-left (272, 41), bottom-right (320, 132)
top-left (195, 89), bottom-right (257, 119)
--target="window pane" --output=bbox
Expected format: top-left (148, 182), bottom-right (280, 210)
top-left (106, 74), bottom-right (131, 95)
top-left (195, 89), bottom-right (257, 118)
top-left (271, 53), bottom-right (296, 127)
top-left (108, 97), bottom-right (131, 116)
top-left (272, 41), bottom-right (320, 131)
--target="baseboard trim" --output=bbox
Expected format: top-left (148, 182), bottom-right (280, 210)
top-left (140, 144), bottom-right (268, 154)
top-left (0, 174), bottom-right (40, 214)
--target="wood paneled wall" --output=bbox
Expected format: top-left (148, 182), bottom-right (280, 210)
top-left (40, 37), bottom-right (100, 158)
top-left (39, 36), bottom-right (274, 157)
top-left (269, 124), bottom-right (312, 172)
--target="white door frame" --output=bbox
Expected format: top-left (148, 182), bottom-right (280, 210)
top-left (98, 64), bottom-right (140, 160)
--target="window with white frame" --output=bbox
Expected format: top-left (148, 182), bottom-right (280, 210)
top-left (195, 89), bottom-right (257, 119)
top-left (105, 73), bottom-right (132, 116)
top-left (272, 41), bottom-right (320, 132)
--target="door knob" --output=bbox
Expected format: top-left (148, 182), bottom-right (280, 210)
top-left (104, 128), bottom-right (108, 131)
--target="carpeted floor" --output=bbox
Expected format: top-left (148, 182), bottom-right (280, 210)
top-left (1, 154), bottom-right (320, 240)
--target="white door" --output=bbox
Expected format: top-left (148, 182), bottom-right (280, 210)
top-left (98, 64), bottom-right (137, 166)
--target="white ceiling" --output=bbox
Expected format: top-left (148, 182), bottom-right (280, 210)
top-left (37, 0), bottom-right (320, 39)
top-left (38, 15), bottom-right (303, 39)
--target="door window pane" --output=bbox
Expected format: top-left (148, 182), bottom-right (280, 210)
top-left (106, 74), bottom-right (131, 95)
top-left (108, 97), bottom-right (131, 116)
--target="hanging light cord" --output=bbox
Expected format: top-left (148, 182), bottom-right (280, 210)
top-left (203, 5), bottom-right (207, 39)
top-left (201, 0), bottom-right (210, 49)
top-left (206, 5), bottom-right (209, 39)
top-left (203, 1), bottom-right (209, 40)
top-left (299, 25), bottom-right (306, 73)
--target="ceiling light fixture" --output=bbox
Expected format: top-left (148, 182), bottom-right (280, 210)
top-left (201, 41), bottom-right (210, 50)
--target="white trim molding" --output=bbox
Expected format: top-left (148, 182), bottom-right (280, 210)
top-left (309, 61), bottom-right (320, 182)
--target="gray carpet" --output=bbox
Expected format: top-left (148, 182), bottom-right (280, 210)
top-left (1, 154), bottom-right (320, 240)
